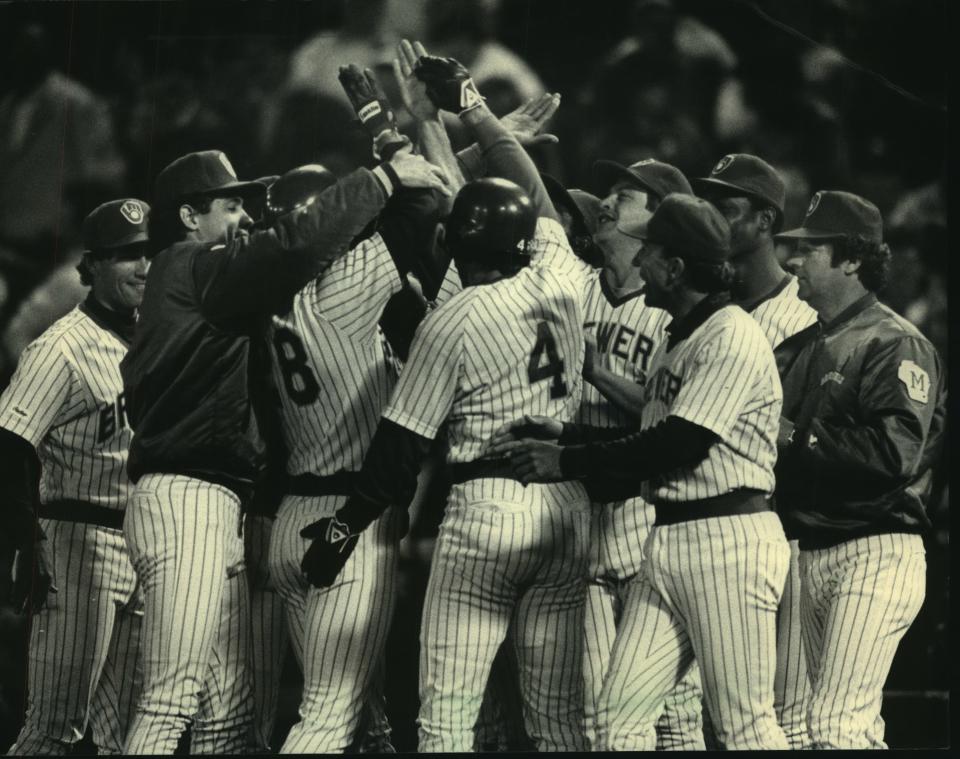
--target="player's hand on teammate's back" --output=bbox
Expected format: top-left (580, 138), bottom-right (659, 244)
top-left (300, 516), bottom-right (361, 588)
top-left (393, 39), bottom-right (439, 122)
top-left (583, 332), bottom-right (599, 381)
top-left (500, 93), bottom-right (562, 147)
top-left (496, 439), bottom-right (566, 484)
top-left (486, 414), bottom-right (564, 454)
top-left (413, 55), bottom-right (485, 115)
top-left (11, 541), bottom-right (57, 614)
top-left (388, 151), bottom-right (453, 197)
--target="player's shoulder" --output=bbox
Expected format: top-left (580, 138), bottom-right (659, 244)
top-left (18, 307), bottom-right (92, 363)
top-left (417, 288), bottom-right (482, 339)
top-left (867, 302), bottom-right (939, 360)
top-left (703, 302), bottom-right (771, 346)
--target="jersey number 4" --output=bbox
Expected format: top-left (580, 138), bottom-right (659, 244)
top-left (273, 327), bottom-right (320, 406)
top-left (528, 322), bottom-right (568, 399)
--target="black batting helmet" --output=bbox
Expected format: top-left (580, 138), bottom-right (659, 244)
top-left (445, 177), bottom-right (537, 265)
top-left (263, 164), bottom-right (337, 225)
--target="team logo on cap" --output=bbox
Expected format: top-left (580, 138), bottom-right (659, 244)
top-left (712, 155), bottom-right (734, 175)
top-left (806, 192), bottom-right (822, 217)
top-left (217, 152), bottom-right (238, 179)
top-left (120, 200), bottom-right (145, 224)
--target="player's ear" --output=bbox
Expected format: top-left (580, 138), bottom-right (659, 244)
top-left (433, 221), bottom-right (446, 253)
top-left (179, 203), bottom-right (200, 231)
top-left (757, 206), bottom-right (776, 233)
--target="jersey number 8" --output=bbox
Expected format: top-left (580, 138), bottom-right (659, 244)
top-left (528, 322), bottom-right (568, 399)
top-left (273, 327), bottom-right (320, 406)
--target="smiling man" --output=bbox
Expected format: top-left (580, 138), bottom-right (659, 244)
top-left (0, 199), bottom-right (150, 755)
top-left (119, 147), bottom-right (449, 753)
top-left (775, 191), bottom-right (946, 749)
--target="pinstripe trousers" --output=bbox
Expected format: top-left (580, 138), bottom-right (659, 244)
top-left (799, 533), bottom-right (926, 749)
top-left (122, 474), bottom-right (254, 754)
top-left (774, 539), bottom-right (812, 749)
top-left (9, 521), bottom-right (142, 755)
top-left (594, 512), bottom-right (791, 751)
top-left (418, 492), bottom-right (590, 753)
top-left (244, 514), bottom-right (289, 753)
top-left (269, 494), bottom-right (401, 754)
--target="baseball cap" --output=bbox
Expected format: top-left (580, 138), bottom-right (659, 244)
top-left (593, 158), bottom-right (692, 200)
top-left (776, 190), bottom-right (883, 243)
top-left (154, 150), bottom-right (265, 209)
top-left (692, 153), bottom-right (785, 216)
top-left (644, 193), bottom-right (731, 263)
top-left (81, 199), bottom-right (151, 256)
top-left (541, 174), bottom-right (602, 235)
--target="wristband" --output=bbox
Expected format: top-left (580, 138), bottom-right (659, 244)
top-left (380, 160), bottom-right (402, 192)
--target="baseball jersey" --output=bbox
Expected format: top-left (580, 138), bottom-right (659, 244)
top-left (746, 275), bottom-right (817, 350)
top-left (0, 307), bottom-right (132, 509)
top-left (383, 217), bottom-right (589, 509)
top-left (270, 232), bottom-right (402, 476)
top-left (640, 303), bottom-right (782, 503)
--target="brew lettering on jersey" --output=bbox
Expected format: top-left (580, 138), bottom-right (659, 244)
top-left (586, 320), bottom-right (657, 378)
top-left (98, 393), bottom-right (128, 444)
top-left (647, 366), bottom-right (682, 406)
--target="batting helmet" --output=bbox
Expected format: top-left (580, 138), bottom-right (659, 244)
top-left (445, 177), bottom-right (537, 264)
top-left (263, 164), bottom-right (337, 225)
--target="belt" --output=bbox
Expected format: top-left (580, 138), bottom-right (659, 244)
top-left (285, 471), bottom-right (358, 497)
top-left (449, 459), bottom-right (521, 485)
top-left (38, 500), bottom-right (125, 530)
top-left (653, 489), bottom-right (771, 526)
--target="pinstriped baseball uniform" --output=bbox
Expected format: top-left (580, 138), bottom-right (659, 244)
top-left (267, 231), bottom-right (405, 753)
top-left (577, 272), bottom-right (706, 750)
top-left (594, 303), bottom-right (791, 751)
top-left (0, 306), bottom-right (142, 755)
top-left (384, 217), bottom-right (591, 752)
top-left (744, 273), bottom-right (817, 749)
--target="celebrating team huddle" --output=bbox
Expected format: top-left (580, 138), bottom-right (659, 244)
top-left (0, 38), bottom-right (944, 754)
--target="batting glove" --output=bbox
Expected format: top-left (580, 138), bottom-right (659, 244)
top-left (338, 64), bottom-right (411, 160)
top-left (413, 55), bottom-right (485, 115)
top-left (300, 515), bottom-right (362, 588)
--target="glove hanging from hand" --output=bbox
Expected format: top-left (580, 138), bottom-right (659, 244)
top-left (300, 513), bottom-right (364, 588)
top-left (413, 55), bottom-right (485, 115)
top-left (338, 64), bottom-right (411, 160)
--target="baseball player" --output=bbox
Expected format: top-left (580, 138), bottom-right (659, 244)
top-left (295, 57), bottom-right (594, 752)
top-left (0, 199), bottom-right (150, 755)
top-left (577, 158), bottom-right (706, 750)
top-left (263, 63), bottom-right (451, 749)
top-left (119, 147), bottom-right (449, 754)
top-left (490, 194), bottom-right (792, 750)
top-left (775, 191), bottom-right (945, 748)
top-left (693, 153), bottom-right (818, 749)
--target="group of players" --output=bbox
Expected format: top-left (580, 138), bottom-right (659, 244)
top-left (0, 38), bottom-right (945, 754)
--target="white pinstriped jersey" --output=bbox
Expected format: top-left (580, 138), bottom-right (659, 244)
top-left (747, 275), bottom-right (816, 349)
top-left (384, 217), bottom-right (590, 509)
top-left (640, 304), bottom-right (782, 503)
top-left (0, 307), bottom-right (132, 510)
top-left (577, 271), bottom-right (670, 428)
top-left (269, 232), bottom-right (402, 476)
top-left (577, 271), bottom-right (671, 579)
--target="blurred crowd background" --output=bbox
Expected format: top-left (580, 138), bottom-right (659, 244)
top-left (0, 0), bottom-right (948, 750)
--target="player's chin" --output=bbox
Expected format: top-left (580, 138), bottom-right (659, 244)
top-left (122, 282), bottom-right (146, 308)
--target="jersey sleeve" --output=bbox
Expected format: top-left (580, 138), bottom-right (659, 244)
top-left (0, 337), bottom-right (82, 446)
top-left (381, 302), bottom-right (464, 439)
top-left (528, 217), bottom-right (593, 292)
top-left (309, 233), bottom-right (402, 342)
top-left (670, 318), bottom-right (777, 440)
top-left (433, 260), bottom-right (463, 306)
top-left (802, 335), bottom-right (945, 480)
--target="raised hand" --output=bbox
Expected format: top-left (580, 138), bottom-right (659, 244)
top-left (338, 63), bottom-right (410, 159)
top-left (501, 93), bottom-right (562, 147)
top-left (414, 55), bottom-right (485, 114)
top-left (387, 151), bottom-right (453, 197)
top-left (393, 39), bottom-right (439, 122)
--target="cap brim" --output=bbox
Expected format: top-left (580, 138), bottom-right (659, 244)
top-left (775, 227), bottom-right (846, 241)
top-left (85, 237), bottom-right (152, 258)
top-left (541, 173), bottom-right (587, 228)
top-left (593, 160), bottom-right (658, 197)
top-left (204, 179), bottom-right (267, 200)
top-left (692, 177), bottom-right (783, 214)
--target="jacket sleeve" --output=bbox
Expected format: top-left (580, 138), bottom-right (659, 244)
top-left (0, 428), bottom-right (43, 553)
top-left (193, 168), bottom-right (390, 323)
top-left (377, 188), bottom-right (449, 301)
top-left (789, 335), bottom-right (943, 482)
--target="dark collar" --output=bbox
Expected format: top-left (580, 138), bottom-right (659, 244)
top-left (665, 292), bottom-right (731, 351)
top-left (79, 293), bottom-right (137, 345)
top-left (600, 270), bottom-right (645, 307)
top-left (819, 292), bottom-right (877, 335)
top-left (738, 273), bottom-right (791, 314)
